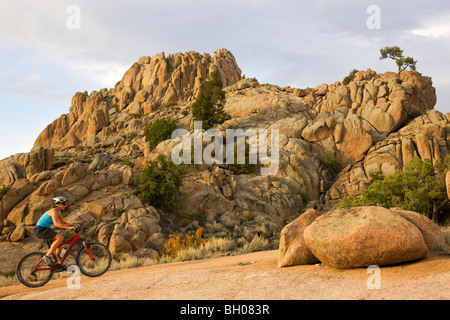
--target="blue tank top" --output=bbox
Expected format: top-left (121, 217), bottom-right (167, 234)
top-left (36, 209), bottom-right (60, 228)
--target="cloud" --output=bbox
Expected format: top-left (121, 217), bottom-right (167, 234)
top-left (68, 60), bottom-right (130, 89)
top-left (0, 74), bottom-right (53, 100)
top-left (409, 11), bottom-right (450, 38)
top-left (410, 24), bottom-right (450, 38)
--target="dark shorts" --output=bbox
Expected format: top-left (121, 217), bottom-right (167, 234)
top-left (34, 226), bottom-right (58, 241)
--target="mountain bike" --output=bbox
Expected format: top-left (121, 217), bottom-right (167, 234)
top-left (16, 226), bottom-right (112, 288)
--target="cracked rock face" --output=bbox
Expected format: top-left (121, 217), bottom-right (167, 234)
top-left (325, 109), bottom-right (450, 203)
top-left (34, 49), bottom-right (242, 150)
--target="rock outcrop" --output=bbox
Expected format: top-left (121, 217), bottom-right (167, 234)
top-left (0, 146), bottom-right (54, 187)
top-left (0, 49), bottom-right (449, 273)
top-left (34, 49), bottom-right (242, 150)
top-left (326, 109), bottom-right (450, 203)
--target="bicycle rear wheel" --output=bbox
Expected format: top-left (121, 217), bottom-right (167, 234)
top-left (16, 252), bottom-right (54, 288)
top-left (76, 242), bottom-right (112, 277)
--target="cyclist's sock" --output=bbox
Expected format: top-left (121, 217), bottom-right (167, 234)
top-left (42, 254), bottom-right (55, 266)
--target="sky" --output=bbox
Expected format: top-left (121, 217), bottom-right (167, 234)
top-left (1, 0), bottom-right (450, 160)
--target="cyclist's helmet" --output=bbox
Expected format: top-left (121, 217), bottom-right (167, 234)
top-left (53, 196), bottom-right (68, 205)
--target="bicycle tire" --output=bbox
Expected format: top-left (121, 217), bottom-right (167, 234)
top-left (76, 242), bottom-right (112, 277)
top-left (16, 252), bottom-right (54, 288)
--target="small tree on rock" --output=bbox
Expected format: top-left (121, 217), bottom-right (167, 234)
top-left (192, 71), bottom-right (227, 130)
top-left (379, 46), bottom-right (417, 80)
top-left (342, 69), bottom-right (359, 85)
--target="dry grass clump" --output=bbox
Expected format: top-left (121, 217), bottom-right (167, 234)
top-left (158, 231), bottom-right (274, 263)
top-left (442, 226), bottom-right (450, 251)
top-left (110, 255), bottom-right (156, 271)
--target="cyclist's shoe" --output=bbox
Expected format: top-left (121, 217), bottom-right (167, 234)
top-left (42, 254), bottom-right (57, 267)
top-left (29, 271), bottom-right (38, 281)
top-left (54, 264), bottom-right (68, 273)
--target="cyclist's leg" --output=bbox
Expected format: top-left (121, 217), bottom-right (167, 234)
top-left (47, 233), bottom-right (64, 262)
top-left (35, 226), bottom-right (59, 257)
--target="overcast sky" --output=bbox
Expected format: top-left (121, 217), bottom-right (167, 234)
top-left (1, 0), bottom-right (450, 160)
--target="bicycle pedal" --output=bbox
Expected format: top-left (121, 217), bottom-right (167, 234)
top-left (54, 264), bottom-right (68, 273)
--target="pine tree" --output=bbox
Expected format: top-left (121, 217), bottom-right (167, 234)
top-left (192, 71), bottom-right (227, 130)
top-left (379, 46), bottom-right (417, 80)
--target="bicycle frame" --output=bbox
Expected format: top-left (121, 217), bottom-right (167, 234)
top-left (34, 232), bottom-right (94, 272)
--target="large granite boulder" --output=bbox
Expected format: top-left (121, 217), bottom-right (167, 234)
top-left (303, 206), bottom-right (429, 269)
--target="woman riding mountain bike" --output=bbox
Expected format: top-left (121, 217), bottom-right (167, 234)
top-left (33, 196), bottom-right (79, 269)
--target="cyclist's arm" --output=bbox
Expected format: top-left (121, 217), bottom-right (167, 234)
top-left (49, 209), bottom-right (76, 230)
top-left (59, 215), bottom-right (78, 229)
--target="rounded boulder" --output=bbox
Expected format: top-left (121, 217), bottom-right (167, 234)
top-left (303, 206), bottom-right (429, 269)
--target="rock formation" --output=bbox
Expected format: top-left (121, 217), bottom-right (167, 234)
top-left (0, 49), bottom-right (449, 274)
top-left (33, 49), bottom-right (242, 150)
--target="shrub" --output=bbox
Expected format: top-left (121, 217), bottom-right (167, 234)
top-left (134, 154), bottom-right (186, 212)
top-left (242, 211), bottom-right (256, 221)
top-left (334, 156), bottom-right (450, 223)
top-left (298, 190), bottom-right (309, 205)
top-left (342, 69), bottom-right (359, 85)
top-left (144, 117), bottom-right (177, 150)
top-left (319, 152), bottom-right (341, 180)
top-left (192, 71), bottom-right (227, 130)
top-left (0, 185), bottom-right (10, 201)
top-left (121, 157), bottom-right (135, 168)
top-left (228, 141), bottom-right (257, 175)
top-left (163, 228), bottom-right (208, 259)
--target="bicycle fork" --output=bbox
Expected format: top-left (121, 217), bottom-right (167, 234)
top-left (83, 241), bottom-right (95, 261)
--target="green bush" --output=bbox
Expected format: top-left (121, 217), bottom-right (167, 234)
top-left (121, 157), bottom-right (135, 168)
top-left (192, 71), bottom-right (227, 130)
top-left (0, 185), bottom-right (10, 201)
top-left (134, 154), bottom-right (186, 212)
top-left (319, 152), bottom-right (341, 180)
top-left (342, 69), bottom-right (358, 85)
top-left (144, 117), bottom-right (177, 150)
top-left (228, 141), bottom-right (256, 175)
top-left (298, 190), bottom-right (309, 205)
top-left (334, 156), bottom-right (450, 223)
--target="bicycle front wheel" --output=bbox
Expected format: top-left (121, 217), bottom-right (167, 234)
top-left (76, 242), bottom-right (112, 277)
top-left (16, 252), bottom-right (54, 288)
